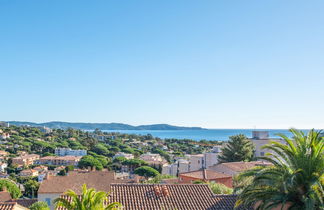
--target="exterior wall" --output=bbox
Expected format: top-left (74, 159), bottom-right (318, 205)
top-left (251, 139), bottom-right (286, 157)
top-left (113, 152), bottom-right (134, 160)
top-left (204, 153), bottom-right (218, 168)
top-left (38, 193), bottom-right (60, 210)
top-left (178, 161), bottom-right (190, 174)
top-left (55, 148), bottom-right (87, 157)
top-left (252, 131), bottom-right (269, 140)
top-left (189, 156), bottom-right (204, 171)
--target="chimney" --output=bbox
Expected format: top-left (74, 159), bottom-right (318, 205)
top-left (154, 186), bottom-right (161, 196)
top-left (203, 169), bottom-right (207, 181)
top-left (45, 173), bottom-right (51, 180)
top-left (161, 185), bottom-right (170, 196)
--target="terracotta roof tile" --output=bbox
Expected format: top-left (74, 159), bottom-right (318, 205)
top-left (0, 192), bottom-right (11, 202)
top-left (0, 202), bottom-right (28, 210)
top-left (38, 170), bottom-right (127, 194)
top-left (180, 169), bottom-right (231, 180)
top-left (56, 184), bottom-right (251, 210)
top-left (109, 184), bottom-right (250, 210)
top-left (8, 199), bottom-right (37, 208)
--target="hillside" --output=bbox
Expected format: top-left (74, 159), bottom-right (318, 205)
top-left (6, 121), bottom-right (205, 130)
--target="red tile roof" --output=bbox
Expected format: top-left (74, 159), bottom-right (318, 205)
top-left (38, 170), bottom-right (128, 194)
top-left (0, 192), bottom-right (11, 202)
top-left (8, 199), bottom-right (37, 208)
top-left (109, 184), bottom-right (250, 210)
top-left (180, 169), bottom-right (231, 180)
top-left (56, 184), bottom-right (251, 210)
top-left (0, 202), bottom-right (28, 210)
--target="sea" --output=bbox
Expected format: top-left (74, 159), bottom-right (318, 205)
top-left (101, 129), bottom-right (307, 141)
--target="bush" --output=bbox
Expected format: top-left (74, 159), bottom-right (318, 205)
top-left (208, 182), bottom-right (233, 194)
top-left (29, 201), bottom-right (50, 210)
top-left (134, 166), bottom-right (160, 178)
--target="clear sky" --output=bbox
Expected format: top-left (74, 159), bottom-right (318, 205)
top-left (1, 0), bottom-right (324, 129)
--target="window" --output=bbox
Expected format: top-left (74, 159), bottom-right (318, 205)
top-left (45, 198), bottom-right (51, 206)
top-left (260, 152), bottom-right (265, 156)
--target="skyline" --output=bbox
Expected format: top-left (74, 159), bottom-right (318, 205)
top-left (1, 1), bottom-right (324, 129)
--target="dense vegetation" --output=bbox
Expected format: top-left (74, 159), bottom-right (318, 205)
top-left (236, 129), bottom-right (324, 210)
top-left (54, 184), bottom-right (121, 210)
top-left (0, 124), bottom-right (218, 199)
top-left (218, 134), bottom-right (255, 163)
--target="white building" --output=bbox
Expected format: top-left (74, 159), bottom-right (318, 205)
top-left (0, 122), bottom-right (9, 127)
top-left (250, 131), bottom-right (286, 157)
top-left (0, 162), bottom-right (7, 172)
top-left (55, 148), bottom-right (87, 157)
top-left (113, 152), bottom-right (134, 160)
top-left (38, 126), bottom-right (52, 134)
top-left (139, 153), bottom-right (165, 165)
top-left (162, 152), bottom-right (220, 176)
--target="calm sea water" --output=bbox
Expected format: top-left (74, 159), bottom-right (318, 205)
top-left (101, 129), bottom-right (306, 141)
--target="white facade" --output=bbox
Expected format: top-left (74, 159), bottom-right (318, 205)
top-left (55, 148), bottom-right (87, 157)
top-left (113, 152), bottom-right (134, 160)
top-left (250, 131), bottom-right (286, 157)
top-left (0, 162), bottom-right (7, 172)
top-left (162, 152), bottom-right (219, 176)
top-left (0, 122), bottom-right (9, 127)
top-left (140, 153), bottom-right (162, 161)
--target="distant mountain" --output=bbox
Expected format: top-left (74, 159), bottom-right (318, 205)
top-left (6, 121), bottom-right (205, 130)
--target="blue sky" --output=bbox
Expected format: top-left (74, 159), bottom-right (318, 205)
top-left (1, 0), bottom-right (324, 129)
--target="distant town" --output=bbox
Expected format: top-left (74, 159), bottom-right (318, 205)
top-left (0, 121), bottom-right (322, 210)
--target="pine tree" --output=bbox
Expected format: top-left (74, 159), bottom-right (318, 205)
top-left (218, 134), bottom-right (254, 163)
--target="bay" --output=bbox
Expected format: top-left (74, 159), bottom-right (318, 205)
top-left (101, 129), bottom-right (308, 141)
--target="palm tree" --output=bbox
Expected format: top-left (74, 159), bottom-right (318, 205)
top-left (54, 184), bottom-right (122, 210)
top-left (235, 129), bottom-right (324, 210)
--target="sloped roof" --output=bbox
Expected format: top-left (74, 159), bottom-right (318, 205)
top-left (210, 161), bottom-right (271, 173)
top-left (179, 169), bottom-right (231, 180)
top-left (8, 199), bottom-right (37, 208)
top-left (38, 170), bottom-right (127, 194)
top-left (0, 202), bottom-right (28, 210)
top-left (0, 192), bottom-right (11, 202)
top-left (109, 184), bottom-right (250, 210)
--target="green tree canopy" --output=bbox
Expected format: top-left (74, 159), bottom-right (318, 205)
top-left (54, 184), bottom-right (121, 210)
top-left (78, 155), bottom-right (103, 171)
top-left (29, 201), bottom-right (50, 210)
top-left (24, 179), bottom-right (40, 198)
top-left (218, 134), bottom-right (254, 162)
top-left (236, 129), bottom-right (324, 210)
top-left (134, 166), bottom-right (160, 178)
top-left (0, 179), bottom-right (22, 198)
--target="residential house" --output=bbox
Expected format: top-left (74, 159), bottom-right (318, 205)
top-left (0, 202), bottom-right (28, 210)
top-left (178, 169), bottom-right (233, 188)
top-left (38, 170), bottom-right (129, 209)
top-left (0, 133), bottom-right (10, 140)
top-left (0, 122), bottom-right (9, 127)
top-left (162, 152), bottom-right (220, 176)
top-left (250, 131), bottom-right (286, 157)
top-left (33, 165), bottom-right (48, 174)
top-left (35, 156), bottom-right (82, 166)
top-left (12, 154), bottom-right (40, 167)
top-left (208, 161), bottom-right (272, 176)
top-left (19, 169), bottom-right (39, 177)
top-left (54, 148), bottom-right (87, 157)
top-left (37, 126), bottom-right (52, 134)
top-left (113, 152), bottom-right (134, 160)
top-left (107, 184), bottom-right (250, 210)
top-left (0, 152), bottom-right (7, 163)
top-left (0, 162), bottom-right (7, 172)
top-left (139, 153), bottom-right (166, 165)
